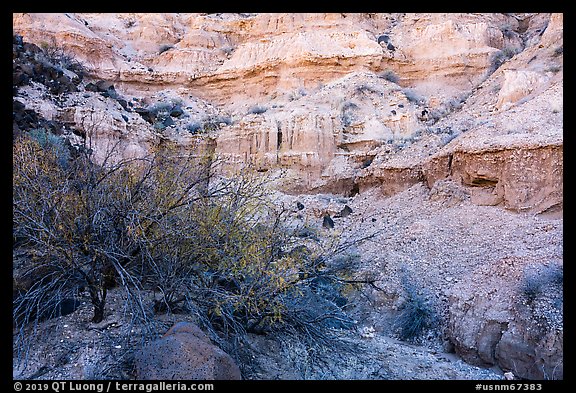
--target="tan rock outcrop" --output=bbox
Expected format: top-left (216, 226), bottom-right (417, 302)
top-left (214, 71), bottom-right (423, 192)
top-left (13, 13), bottom-right (524, 105)
top-left (496, 70), bottom-right (549, 111)
top-left (381, 13), bottom-right (523, 99)
top-left (538, 13), bottom-right (563, 48)
top-left (422, 143), bottom-right (563, 214)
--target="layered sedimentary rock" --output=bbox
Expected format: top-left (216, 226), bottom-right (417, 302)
top-left (12, 12), bottom-right (563, 213)
top-left (12, 13), bottom-right (532, 104)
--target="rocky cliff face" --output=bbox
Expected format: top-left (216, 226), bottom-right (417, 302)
top-left (13, 12), bottom-right (562, 214)
top-left (13, 12), bottom-right (563, 380)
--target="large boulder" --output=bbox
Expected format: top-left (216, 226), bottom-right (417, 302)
top-left (134, 322), bottom-right (242, 380)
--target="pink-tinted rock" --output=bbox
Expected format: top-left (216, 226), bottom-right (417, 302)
top-left (134, 322), bottom-right (242, 380)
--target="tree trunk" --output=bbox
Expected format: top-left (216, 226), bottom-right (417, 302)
top-left (88, 285), bottom-right (107, 323)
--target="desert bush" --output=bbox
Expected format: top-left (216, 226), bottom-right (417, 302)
top-left (27, 128), bottom-right (71, 165)
top-left (150, 167), bottom-right (369, 342)
top-left (340, 101), bottom-right (359, 128)
top-left (520, 264), bottom-right (563, 303)
top-left (13, 134), bottom-right (218, 363)
top-left (201, 114), bottom-right (233, 131)
top-left (146, 100), bottom-right (185, 130)
top-left (288, 88), bottom-right (308, 101)
top-left (354, 84), bottom-right (382, 96)
top-left (553, 45), bottom-right (563, 57)
top-left (394, 271), bottom-right (437, 342)
top-left (38, 39), bottom-right (86, 79)
top-left (153, 121), bottom-right (167, 131)
top-left (378, 70), bottom-right (399, 84)
top-left (439, 132), bottom-right (459, 147)
top-left (183, 115), bottom-right (233, 134)
top-left (158, 44), bottom-right (174, 54)
top-left (147, 101), bottom-right (173, 118)
top-left (501, 27), bottom-right (516, 39)
top-left (13, 128), bottom-right (374, 367)
top-left (221, 46), bottom-right (235, 56)
top-left (247, 105), bottom-right (268, 115)
top-left (426, 93), bottom-right (471, 125)
top-left (15, 136), bottom-right (151, 326)
top-left (185, 121), bottom-right (203, 134)
top-left (403, 88), bottom-right (426, 106)
top-left (489, 46), bottom-right (519, 72)
top-left (214, 114), bottom-right (233, 125)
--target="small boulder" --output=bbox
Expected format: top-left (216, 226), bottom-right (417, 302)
top-left (134, 322), bottom-right (242, 380)
top-left (162, 116), bottom-right (175, 127)
top-left (84, 82), bottom-right (99, 92)
top-left (134, 107), bottom-right (155, 124)
top-left (117, 98), bottom-right (129, 111)
top-left (322, 214), bottom-right (334, 229)
top-left (377, 34), bottom-right (390, 44)
top-left (170, 106), bottom-right (184, 117)
top-left (13, 99), bottom-right (25, 113)
top-left (95, 80), bottom-right (115, 92)
top-left (335, 205), bottom-right (353, 218)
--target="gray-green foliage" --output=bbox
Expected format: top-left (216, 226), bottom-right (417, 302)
top-left (28, 128), bottom-right (70, 166)
top-left (553, 46), bottom-right (563, 57)
top-left (490, 46), bottom-right (520, 72)
top-left (185, 121), bottom-right (203, 134)
top-left (153, 121), bottom-right (167, 131)
top-left (403, 88), bottom-right (426, 106)
top-left (158, 44), bottom-right (174, 54)
top-left (394, 269), bottom-right (437, 342)
top-left (14, 134), bottom-right (371, 368)
top-left (247, 105), bottom-right (268, 115)
top-left (520, 265), bottom-right (563, 303)
top-left (340, 101), bottom-right (359, 128)
top-left (378, 70), bottom-right (399, 84)
top-left (184, 115), bottom-right (233, 134)
top-left (221, 46), bottom-right (235, 56)
top-left (147, 100), bottom-right (185, 131)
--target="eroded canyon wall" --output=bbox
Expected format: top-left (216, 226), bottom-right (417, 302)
top-left (13, 12), bottom-right (562, 213)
